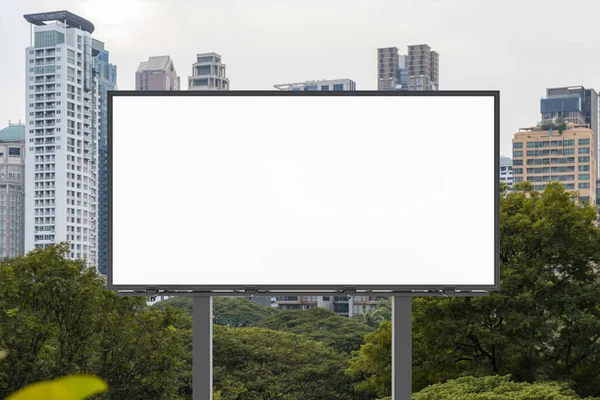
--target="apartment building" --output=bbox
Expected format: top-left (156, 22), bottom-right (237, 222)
top-left (540, 86), bottom-right (599, 177)
top-left (274, 78), bottom-right (356, 91)
top-left (188, 53), bottom-right (229, 90)
top-left (275, 295), bottom-right (381, 317)
top-left (24, 11), bottom-right (99, 265)
top-left (377, 44), bottom-right (439, 91)
top-left (512, 122), bottom-right (596, 204)
top-left (136, 56), bottom-right (180, 91)
top-left (0, 122), bottom-right (25, 259)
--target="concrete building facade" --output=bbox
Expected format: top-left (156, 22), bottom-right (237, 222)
top-left (512, 122), bottom-right (597, 204)
top-left (136, 56), bottom-right (180, 91)
top-left (93, 39), bottom-right (116, 275)
top-left (188, 53), bottom-right (229, 90)
top-left (377, 44), bottom-right (439, 91)
top-left (0, 122), bottom-right (26, 259)
top-left (24, 11), bottom-right (99, 265)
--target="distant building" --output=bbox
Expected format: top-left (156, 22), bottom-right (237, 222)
top-left (188, 53), bottom-right (229, 90)
top-left (275, 295), bottom-right (381, 317)
top-left (377, 44), bottom-right (439, 91)
top-left (500, 156), bottom-right (513, 189)
top-left (93, 39), bottom-right (117, 275)
top-left (136, 56), bottom-right (180, 91)
top-left (512, 122), bottom-right (596, 204)
top-left (540, 86), bottom-right (599, 177)
top-left (0, 122), bottom-right (25, 259)
top-left (274, 78), bottom-right (356, 91)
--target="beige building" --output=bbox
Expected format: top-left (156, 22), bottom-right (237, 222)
top-left (512, 123), bottom-right (596, 204)
top-left (377, 44), bottom-right (439, 91)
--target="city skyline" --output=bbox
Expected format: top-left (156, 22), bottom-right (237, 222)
top-left (3, 0), bottom-right (600, 161)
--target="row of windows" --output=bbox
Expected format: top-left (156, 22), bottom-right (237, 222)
top-left (522, 165), bottom-right (590, 174)
top-left (524, 149), bottom-right (576, 156)
top-left (515, 139), bottom-right (590, 149)
top-left (526, 157), bottom-right (575, 165)
top-left (514, 181), bottom-right (591, 191)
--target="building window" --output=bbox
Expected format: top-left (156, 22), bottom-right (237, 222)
top-left (320, 85), bottom-right (329, 91)
top-left (513, 159), bottom-right (523, 166)
top-left (579, 165), bottom-right (590, 172)
top-left (526, 142), bottom-right (538, 148)
top-left (579, 156), bottom-right (590, 163)
top-left (579, 174), bottom-right (590, 181)
top-left (332, 84), bottom-right (344, 91)
top-left (578, 139), bottom-right (590, 145)
top-left (579, 183), bottom-right (590, 189)
top-left (563, 140), bottom-right (575, 146)
top-left (513, 142), bottom-right (523, 148)
top-left (578, 147), bottom-right (590, 154)
top-left (513, 151), bottom-right (523, 157)
top-left (513, 168), bottom-right (523, 174)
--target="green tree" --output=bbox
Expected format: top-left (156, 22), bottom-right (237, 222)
top-left (0, 244), bottom-right (190, 400)
top-left (412, 375), bottom-right (600, 400)
top-left (346, 320), bottom-right (392, 398)
top-left (259, 307), bottom-right (375, 354)
top-left (412, 182), bottom-right (600, 395)
top-left (213, 325), bottom-right (365, 400)
top-left (152, 296), bottom-right (278, 327)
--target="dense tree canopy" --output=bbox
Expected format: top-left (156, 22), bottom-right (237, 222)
top-left (152, 296), bottom-right (279, 327)
top-left (348, 182), bottom-right (600, 397)
top-left (258, 306), bottom-right (376, 354)
top-left (0, 244), bottom-right (190, 399)
top-left (377, 375), bottom-right (600, 400)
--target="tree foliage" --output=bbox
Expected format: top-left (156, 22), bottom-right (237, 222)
top-left (412, 375), bottom-right (599, 400)
top-left (0, 244), bottom-right (190, 399)
top-left (152, 296), bottom-right (279, 327)
top-left (213, 325), bottom-right (365, 400)
top-left (258, 307), bottom-right (375, 354)
top-left (349, 183), bottom-right (600, 397)
top-left (346, 320), bottom-right (392, 397)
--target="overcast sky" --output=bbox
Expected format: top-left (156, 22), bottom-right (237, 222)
top-left (2, 0), bottom-right (600, 157)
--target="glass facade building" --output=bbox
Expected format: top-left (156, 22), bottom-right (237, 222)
top-left (93, 39), bottom-right (117, 275)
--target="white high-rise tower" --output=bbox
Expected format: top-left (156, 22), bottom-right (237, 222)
top-left (24, 11), bottom-right (99, 265)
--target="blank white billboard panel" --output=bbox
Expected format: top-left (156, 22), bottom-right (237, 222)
top-left (109, 92), bottom-right (498, 291)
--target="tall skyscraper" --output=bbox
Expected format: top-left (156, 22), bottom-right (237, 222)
top-left (0, 122), bottom-right (25, 259)
top-left (540, 86), bottom-right (599, 177)
top-left (24, 11), bottom-right (99, 265)
top-left (500, 156), bottom-right (513, 189)
top-left (512, 122), bottom-right (597, 204)
top-left (274, 78), bottom-right (356, 91)
top-left (93, 39), bottom-right (117, 275)
top-left (377, 44), bottom-right (439, 91)
top-left (188, 53), bottom-right (229, 90)
top-left (136, 56), bottom-right (180, 91)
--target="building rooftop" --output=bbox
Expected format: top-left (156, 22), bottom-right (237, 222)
top-left (0, 122), bottom-right (25, 142)
top-left (23, 10), bottom-right (95, 34)
top-left (137, 56), bottom-right (174, 72)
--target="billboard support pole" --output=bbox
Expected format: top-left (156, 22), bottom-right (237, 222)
top-left (193, 296), bottom-right (212, 400)
top-left (392, 296), bottom-right (412, 400)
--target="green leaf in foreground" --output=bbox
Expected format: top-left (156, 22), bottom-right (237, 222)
top-left (7, 375), bottom-right (108, 400)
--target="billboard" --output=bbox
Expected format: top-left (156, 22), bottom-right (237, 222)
top-left (108, 91), bottom-right (499, 294)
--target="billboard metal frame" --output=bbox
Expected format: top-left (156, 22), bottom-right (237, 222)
top-left (107, 90), bottom-right (500, 296)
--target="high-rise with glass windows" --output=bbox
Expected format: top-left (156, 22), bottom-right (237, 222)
top-left (540, 86), bottom-right (599, 177)
top-left (188, 53), bottom-right (229, 90)
top-left (93, 39), bottom-right (116, 275)
top-left (512, 122), bottom-right (596, 204)
top-left (377, 44), bottom-right (439, 91)
top-left (24, 11), bottom-right (99, 265)
top-left (0, 122), bottom-right (25, 259)
top-left (500, 156), bottom-right (513, 189)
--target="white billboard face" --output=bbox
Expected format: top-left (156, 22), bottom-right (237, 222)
top-left (109, 92), bottom-right (499, 293)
